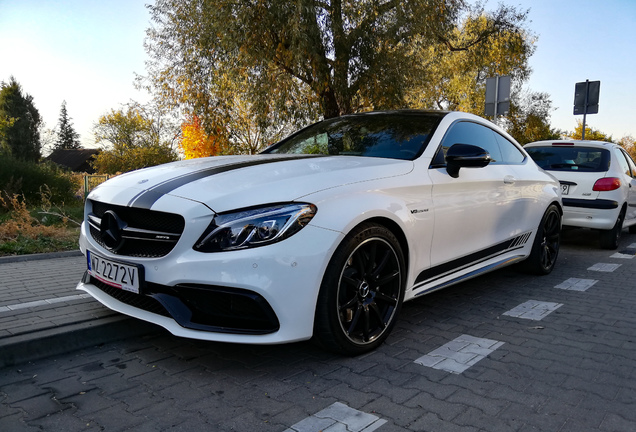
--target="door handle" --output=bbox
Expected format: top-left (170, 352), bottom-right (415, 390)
top-left (504, 175), bottom-right (516, 184)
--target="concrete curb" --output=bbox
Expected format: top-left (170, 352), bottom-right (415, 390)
top-left (0, 250), bottom-right (168, 368)
top-left (0, 250), bottom-right (83, 264)
top-left (0, 315), bottom-right (163, 369)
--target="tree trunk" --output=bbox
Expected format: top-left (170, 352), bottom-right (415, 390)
top-left (321, 88), bottom-right (341, 119)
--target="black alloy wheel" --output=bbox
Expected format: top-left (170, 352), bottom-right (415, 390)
top-left (337, 237), bottom-right (401, 344)
top-left (521, 204), bottom-right (561, 275)
top-left (314, 223), bottom-right (405, 355)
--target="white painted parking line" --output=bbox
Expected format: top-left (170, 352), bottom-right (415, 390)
top-left (0, 294), bottom-right (93, 313)
top-left (503, 300), bottom-right (563, 321)
top-left (414, 334), bottom-right (504, 374)
top-left (588, 263), bottom-right (622, 272)
top-left (610, 252), bottom-right (634, 259)
top-left (554, 278), bottom-right (598, 292)
top-left (284, 402), bottom-right (386, 432)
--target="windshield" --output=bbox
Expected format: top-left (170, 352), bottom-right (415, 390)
top-left (526, 146), bottom-right (611, 172)
top-left (263, 112), bottom-right (445, 160)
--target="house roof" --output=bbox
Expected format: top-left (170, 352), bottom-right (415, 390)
top-left (46, 148), bottom-right (100, 173)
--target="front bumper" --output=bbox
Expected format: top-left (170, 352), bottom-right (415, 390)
top-left (78, 221), bottom-right (342, 344)
top-left (81, 272), bottom-right (280, 333)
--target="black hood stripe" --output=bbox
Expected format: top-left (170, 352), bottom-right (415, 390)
top-left (128, 155), bottom-right (322, 209)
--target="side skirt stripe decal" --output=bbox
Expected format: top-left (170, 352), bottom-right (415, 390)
top-left (414, 231), bottom-right (533, 289)
top-left (415, 255), bottom-right (526, 297)
top-left (128, 155), bottom-right (321, 209)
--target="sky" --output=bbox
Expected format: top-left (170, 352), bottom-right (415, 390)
top-left (0, 0), bottom-right (150, 149)
top-left (513, 0), bottom-right (636, 140)
top-left (0, 0), bottom-right (635, 149)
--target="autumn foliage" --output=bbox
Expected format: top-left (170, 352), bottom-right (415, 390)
top-left (179, 115), bottom-right (225, 159)
top-left (92, 104), bottom-right (178, 174)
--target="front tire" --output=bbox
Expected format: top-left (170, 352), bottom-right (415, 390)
top-left (521, 204), bottom-right (561, 275)
top-left (314, 223), bottom-right (405, 355)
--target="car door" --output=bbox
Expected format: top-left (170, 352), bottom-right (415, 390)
top-left (426, 121), bottom-right (529, 276)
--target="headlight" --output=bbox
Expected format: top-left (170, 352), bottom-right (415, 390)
top-left (194, 203), bottom-right (317, 252)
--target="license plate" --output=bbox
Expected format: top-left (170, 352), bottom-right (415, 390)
top-left (87, 250), bottom-right (142, 294)
top-left (561, 184), bottom-right (570, 195)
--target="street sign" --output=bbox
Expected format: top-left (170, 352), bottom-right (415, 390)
top-left (573, 80), bottom-right (600, 140)
top-left (485, 75), bottom-right (511, 117)
top-left (574, 80), bottom-right (600, 115)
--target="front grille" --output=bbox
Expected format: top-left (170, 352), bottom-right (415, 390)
top-left (90, 275), bottom-right (279, 334)
top-left (88, 200), bottom-right (185, 258)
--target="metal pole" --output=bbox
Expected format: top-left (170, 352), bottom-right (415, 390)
top-left (493, 76), bottom-right (499, 126)
top-left (582, 79), bottom-right (589, 140)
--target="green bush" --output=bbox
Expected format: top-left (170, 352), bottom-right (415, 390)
top-left (0, 154), bottom-right (78, 207)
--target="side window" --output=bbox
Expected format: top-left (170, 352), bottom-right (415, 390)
top-left (614, 148), bottom-right (632, 177)
top-left (433, 121), bottom-right (502, 165)
top-left (493, 132), bottom-right (525, 164)
top-left (619, 148), bottom-right (636, 178)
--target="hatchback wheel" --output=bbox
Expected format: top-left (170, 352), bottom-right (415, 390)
top-left (314, 223), bottom-right (405, 355)
top-left (600, 209), bottom-right (625, 250)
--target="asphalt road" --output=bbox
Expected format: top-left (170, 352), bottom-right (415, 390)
top-left (1, 229), bottom-right (636, 431)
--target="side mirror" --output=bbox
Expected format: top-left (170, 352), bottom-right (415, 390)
top-left (446, 143), bottom-right (492, 178)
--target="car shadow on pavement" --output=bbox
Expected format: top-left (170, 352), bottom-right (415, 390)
top-left (561, 226), bottom-right (634, 250)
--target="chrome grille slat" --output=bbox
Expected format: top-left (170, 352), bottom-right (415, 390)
top-left (88, 200), bottom-right (185, 258)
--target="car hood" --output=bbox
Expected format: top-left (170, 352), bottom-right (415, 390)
top-left (90, 154), bottom-right (414, 212)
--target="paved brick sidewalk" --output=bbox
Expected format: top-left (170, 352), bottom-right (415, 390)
top-left (0, 252), bottom-right (159, 367)
top-left (1, 231), bottom-right (636, 431)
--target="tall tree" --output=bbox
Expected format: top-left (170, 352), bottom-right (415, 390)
top-left (142, 0), bottom-right (530, 143)
top-left (506, 90), bottom-right (562, 145)
top-left (407, 7), bottom-right (533, 114)
top-left (92, 102), bottom-right (179, 174)
top-left (0, 77), bottom-right (41, 161)
top-left (0, 116), bottom-right (15, 156)
top-left (619, 135), bottom-right (636, 161)
top-left (54, 101), bottom-right (81, 150)
top-left (179, 114), bottom-right (225, 159)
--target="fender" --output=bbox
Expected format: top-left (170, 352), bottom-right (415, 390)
top-left (304, 172), bottom-right (434, 291)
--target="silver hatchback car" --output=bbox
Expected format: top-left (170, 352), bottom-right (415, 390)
top-left (525, 140), bottom-right (636, 249)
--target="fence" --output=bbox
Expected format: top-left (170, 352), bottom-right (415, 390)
top-left (83, 175), bottom-right (110, 200)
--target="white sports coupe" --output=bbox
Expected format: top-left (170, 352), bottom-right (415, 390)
top-left (77, 110), bottom-right (562, 355)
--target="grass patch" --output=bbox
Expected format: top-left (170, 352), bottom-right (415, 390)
top-left (0, 189), bottom-right (83, 257)
top-left (0, 231), bottom-right (80, 256)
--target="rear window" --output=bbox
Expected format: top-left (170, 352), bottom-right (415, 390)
top-left (526, 146), bottom-right (610, 172)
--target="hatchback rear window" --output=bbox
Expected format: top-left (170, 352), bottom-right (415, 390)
top-left (526, 146), bottom-right (610, 172)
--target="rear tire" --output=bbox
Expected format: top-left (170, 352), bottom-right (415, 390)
top-left (600, 209), bottom-right (625, 250)
top-left (520, 204), bottom-right (561, 275)
top-left (313, 223), bottom-right (405, 356)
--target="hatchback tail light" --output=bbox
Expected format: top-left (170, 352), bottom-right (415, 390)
top-left (593, 177), bottom-right (621, 191)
